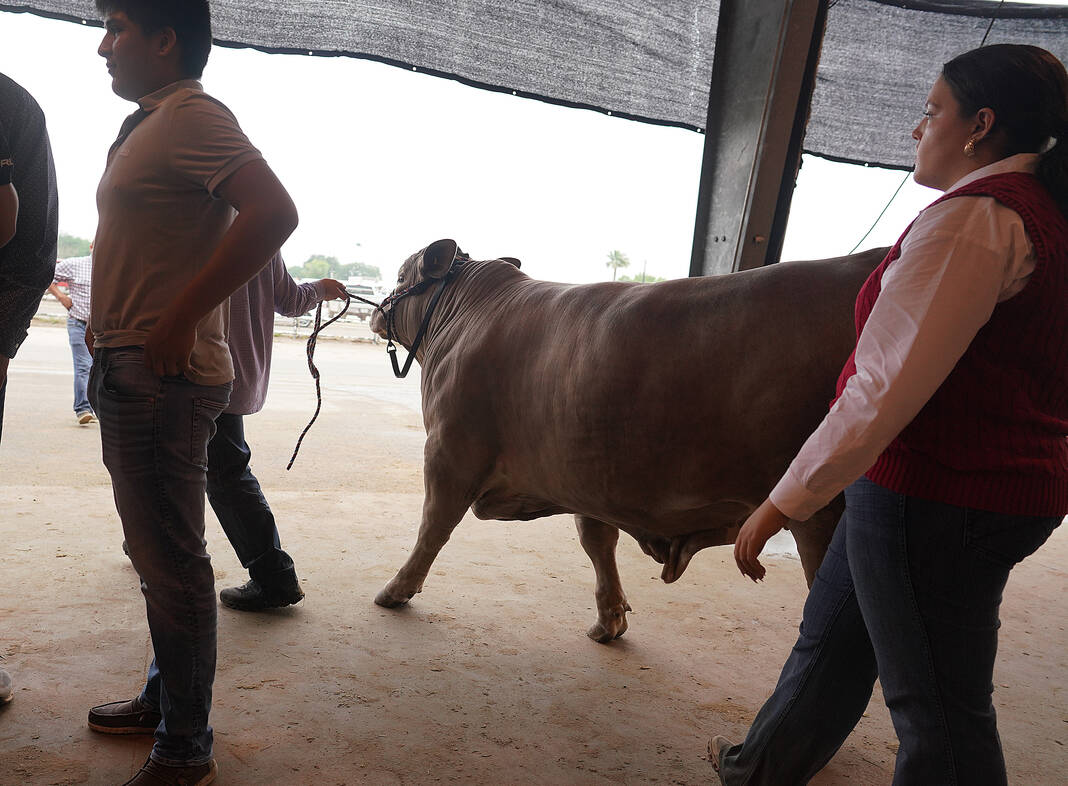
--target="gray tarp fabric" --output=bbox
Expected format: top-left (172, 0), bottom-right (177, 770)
top-left (815, 1), bottom-right (1068, 168)
top-left (2, 0), bottom-right (1065, 170)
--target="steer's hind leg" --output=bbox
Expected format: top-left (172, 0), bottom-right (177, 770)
top-left (374, 459), bottom-right (475, 609)
top-left (576, 515), bottom-right (631, 643)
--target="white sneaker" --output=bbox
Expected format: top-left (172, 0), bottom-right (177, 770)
top-left (77, 411), bottom-right (96, 425)
top-left (0, 668), bottom-right (12, 704)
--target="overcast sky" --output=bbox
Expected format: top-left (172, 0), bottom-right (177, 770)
top-left (3, 7), bottom-right (1038, 284)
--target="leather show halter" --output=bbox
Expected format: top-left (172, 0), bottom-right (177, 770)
top-left (379, 253), bottom-right (469, 379)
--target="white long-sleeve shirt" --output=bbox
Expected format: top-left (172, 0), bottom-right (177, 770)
top-left (770, 154), bottom-right (1040, 521)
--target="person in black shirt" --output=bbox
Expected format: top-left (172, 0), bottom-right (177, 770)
top-left (0, 73), bottom-right (60, 445)
top-left (0, 73), bottom-right (58, 706)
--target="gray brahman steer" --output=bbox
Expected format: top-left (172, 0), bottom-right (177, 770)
top-left (370, 239), bottom-right (885, 642)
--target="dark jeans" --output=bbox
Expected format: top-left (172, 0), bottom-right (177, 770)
top-left (205, 412), bottom-right (296, 586)
top-left (0, 376), bottom-right (5, 444)
top-left (89, 347), bottom-right (229, 766)
top-left (719, 476), bottom-right (1060, 786)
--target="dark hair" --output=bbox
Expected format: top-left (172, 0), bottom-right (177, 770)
top-left (95, 0), bottom-right (212, 78)
top-left (942, 44), bottom-right (1068, 215)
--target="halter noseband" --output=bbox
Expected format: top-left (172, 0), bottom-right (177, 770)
top-left (380, 254), bottom-right (469, 378)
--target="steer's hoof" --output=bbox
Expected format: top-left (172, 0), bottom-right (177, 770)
top-left (587, 615), bottom-right (628, 644)
top-left (374, 587), bottom-right (413, 608)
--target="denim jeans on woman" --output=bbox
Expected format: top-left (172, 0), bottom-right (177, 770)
top-left (66, 316), bottom-right (92, 415)
top-left (89, 346), bottom-right (229, 767)
top-left (718, 476), bottom-right (1060, 786)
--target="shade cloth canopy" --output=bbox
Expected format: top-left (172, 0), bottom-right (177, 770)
top-left (3, 0), bottom-right (1065, 170)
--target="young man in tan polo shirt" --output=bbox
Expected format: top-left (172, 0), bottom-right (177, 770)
top-left (84, 3), bottom-right (298, 784)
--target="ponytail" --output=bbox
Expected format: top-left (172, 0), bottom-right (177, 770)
top-left (1036, 119), bottom-right (1068, 218)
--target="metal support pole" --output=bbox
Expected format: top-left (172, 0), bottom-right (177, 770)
top-left (690, 0), bottom-right (829, 276)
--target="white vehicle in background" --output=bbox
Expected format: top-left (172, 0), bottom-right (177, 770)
top-left (344, 282), bottom-right (378, 321)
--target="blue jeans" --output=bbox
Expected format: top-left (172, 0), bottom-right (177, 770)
top-left (89, 347), bottom-right (230, 766)
top-left (718, 477), bottom-right (1060, 785)
top-left (206, 412), bottom-right (296, 586)
top-left (66, 316), bottom-right (92, 415)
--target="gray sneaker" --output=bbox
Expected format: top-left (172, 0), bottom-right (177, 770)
top-left (77, 411), bottom-right (96, 425)
top-left (707, 735), bottom-right (734, 784)
top-left (0, 667), bottom-right (11, 704)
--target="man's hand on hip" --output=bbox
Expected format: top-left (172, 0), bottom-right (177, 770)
top-left (143, 315), bottom-right (195, 377)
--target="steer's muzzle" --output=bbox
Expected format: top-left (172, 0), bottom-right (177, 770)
top-left (369, 302), bottom-right (388, 338)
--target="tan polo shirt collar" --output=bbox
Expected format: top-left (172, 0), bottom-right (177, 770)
top-left (137, 78), bottom-right (203, 112)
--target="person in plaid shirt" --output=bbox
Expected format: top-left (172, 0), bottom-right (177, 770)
top-left (49, 250), bottom-right (96, 423)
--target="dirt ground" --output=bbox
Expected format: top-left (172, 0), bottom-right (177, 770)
top-left (1, 320), bottom-right (1065, 785)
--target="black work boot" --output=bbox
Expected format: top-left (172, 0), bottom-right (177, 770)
top-left (218, 574), bottom-right (304, 611)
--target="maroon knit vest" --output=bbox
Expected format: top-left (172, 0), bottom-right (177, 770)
top-left (833, 172), bottom-right (1068, 516)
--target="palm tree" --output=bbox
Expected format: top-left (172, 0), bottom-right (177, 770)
top-left (606, 249), bottom-right (631, 281)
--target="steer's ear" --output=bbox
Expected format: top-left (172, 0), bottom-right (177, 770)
top-left (418, 239), bottom-right (458, 280)
top-left (500, 256), bottom-right (521, 269)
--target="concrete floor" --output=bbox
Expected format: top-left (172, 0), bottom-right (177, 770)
top-left (1, 322), bottom-right (1065, 785)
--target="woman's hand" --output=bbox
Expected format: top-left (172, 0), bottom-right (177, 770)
top-left (735, 498), bottom-right (790, 582)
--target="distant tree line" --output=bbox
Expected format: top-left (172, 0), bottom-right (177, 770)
top-left (60, 236), bottom-right (656, 283)
top-left (58, 233), bottom-right (91, 258)
top-left (607, 249), bottom-right (664, 283)
top-left (287, 255), bottom-right (381, 281)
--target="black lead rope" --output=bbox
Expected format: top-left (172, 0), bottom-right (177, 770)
top-left (286, 292), bottom-right (380, 470)
top-left (287, 261), bottom-right (465, 468)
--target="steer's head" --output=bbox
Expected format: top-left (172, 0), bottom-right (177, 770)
top-left (370, 238), bottom-right (460, 346)
top-left (371, 239), bottom-right (524, 347)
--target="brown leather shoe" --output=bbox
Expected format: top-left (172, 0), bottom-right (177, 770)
top-left (122, 757), bottom-right (217, 786)
top-left (88, 695), bottom-right (161, 734)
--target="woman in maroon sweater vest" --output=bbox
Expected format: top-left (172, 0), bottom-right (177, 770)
top-left (709, 45), bottom-right (1068, 786)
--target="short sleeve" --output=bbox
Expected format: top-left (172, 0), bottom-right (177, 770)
top-left (167, 93), bottom-right (263, 197)
top-left (0, 120), bottom-right (12, 186)
top-left (52, 257), bottom-right (73, 281)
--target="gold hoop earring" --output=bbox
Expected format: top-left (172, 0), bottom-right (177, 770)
top-left (963, 138), bottom-right (976, 158)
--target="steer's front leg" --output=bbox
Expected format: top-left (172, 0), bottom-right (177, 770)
top-left (575, 515), bottom-right (631, 643)
top-left (375, 448), bottom-right (475, 608)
